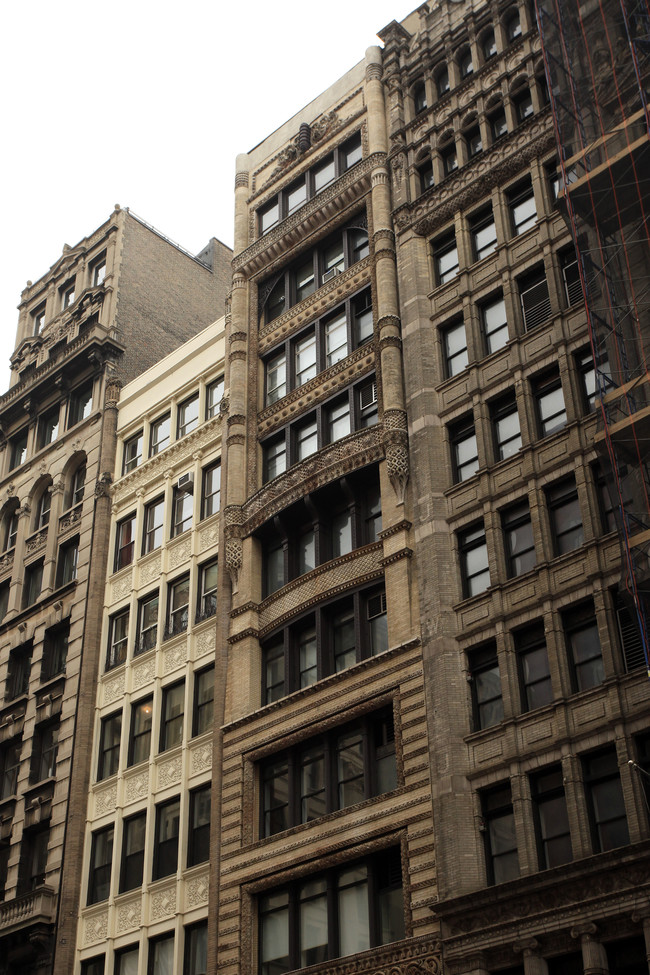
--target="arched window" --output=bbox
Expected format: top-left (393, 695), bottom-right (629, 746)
top-left (482, 29), bottom-right (497, 61)
top-left (35, 484), bottom-right (52, 531)
top-left (459, 47), bottom-right (474, 78)
top-left (462, 113), bottom-right (482, 158)
top-left (436, 66), bottom-right (450, 98)
top-left (506, 8), bottom-right (522, 41)
top-left (413, 81), bottom-right (427, 114)
top-left (2, 501), bottom-right (19, 552)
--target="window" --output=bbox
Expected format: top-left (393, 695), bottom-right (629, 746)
top-left (560, 248), bottom-right (582, 306)
top-left (115, 946), bottom-right (139, 975)
top-left (266, 351), bottom-right (287, 404)
top-left (513, 87), bottom-right (534, 122)
top-left (534, 371), bottom-right (566, 436)
top-left (262, 586), bottom-right (387, 703)
top-left (32, 304), bottom-right (46, 335)
top-left (106, 608), bottom-right (129, 670)
top-left (56, 536), bottom-right (79, 586)
top-left (149, 414), bottom-right (170, 456)
top-left (442, 320), bottom-right (468, 378)
top-left (37, 406), bottom-right (60, 449)
top-left (0, 739), bottom-right (21, 799)
top-left (128, 697), bottom-right (153, 767)
top-left (2, 507), bottom-right (18, 552)
top-left (6, 645), bottom-right (31, 700)
top-left (153, 797), bottom-right (180, 880)
top-left (136, 591), bottom-right (159, 654)
top-left (0, 582), bottom-right (8, 625)
top-left (171, 487), bottom-right (193, 538)
top-left (71, 464), bottom-right (86, 507)
top-left (436, 67), bottom-right (450, 96)
top-left (434, 234), bottom-right (459, 286)
top-left (142, 497), bottom-right (164, 554)
top-left (41, 622), bottom-right (69, 680)
top-left (193, 666), bottom-right (214, 737)
top-left (23, 560), bottom-right (43, 608)
top-left (418, 158), bottom-right (434, 193)
top-left (481, 783), bottom-right (520, 884)
top-left (166, 574), bottom-right (190, 638)
top-left (188, 785), bottom-right (211, 866)
top-left (471, 209), bottom-right (497, 262)
top-left (35, 488), bottom-right (51, 530)
top-left (81, 956), bottom-right (105, 975)
top-left (201, 462), bottom-right (221, 518)
top-left (92, 257), bottom-right (106, 286)
top-left (547, 477), bottom-right (583, 555)
top-left (120, 812), bottom-right (146, 893)
top-left (258, 134), bottom-right (362, 235)
top-left (483, 29), bottom-right (497, 59)
top-left (263, 437), bottom-right (286, 483)
top-left (468, 643), bottom-right (503, 730)
top-left (68, 383), bottom-right (93, 427)
top-left (122, 431), bottom-right (143, 474)
top-left (466, 126), bottom-right (482, 156)
top-left (531, 766), bottom-right (572, 868)
top-left (9, 429), bottom-right (28, 471)
top-left (563, 601), bottom-right (604, 691)
top-left (115, 513), bottom-right (136, 571)
top-left (515, 623), bottom-right (553, 710)
top-left (160, 681), bottom-right (184, 752)
top-left (261, 708), bottom-right (396, 836)
top-left (177, 394), bottom-right (199, 438)
top-left (17, 826), bottom-right (49, 895)
top-left (519, 266), bottom-right (551, 330)
top-left (413, 81), bottom-right (427, 113)
top-left (507, 10), bottom-right (522, 40)
top-left (583, 747), bottom-right (630, 852)
top-left (577, 349), bottom-right (612, 414)
top-left (481, 295), bottom-right (509, 354)
top-left (489, 107), bottom-right (508, 141)
top-left (450, 415), bottom-right (479, 483)
top-left (459, 48), bottom-right (473, 76)
top-left (502, 501), bottom-right (536, 577)
top-left (595, 463), bottom-right (617, 535)
top-left (616, 590), bottom-right (645, 673)
top-left (441, 141), bottom-right (458, 175)
top-left (458, 523), bottom-right (490, 598)
top-left (87, 825), bottom-right (113, 904)
top-left (197, 559), bottom-right (218, 621)
top-left (185, 922), bottom-right (207, 975)
top-left (509, 181), bottom-right (537, 235)
top-left (61, 280), bottom-right (76, 309)
top-left (97, 711), bottom-right (121, 781)
top-left (148, 934), bottom-right (175, 975)
top-left (258, 847), bottom-right (404, 975)
top-left (206, 376), bottom-right (224, 418)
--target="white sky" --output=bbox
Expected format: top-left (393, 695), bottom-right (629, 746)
top-left (0, 0), bottom-right (419, 394)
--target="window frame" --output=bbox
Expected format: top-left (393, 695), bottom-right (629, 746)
top-left (9, 429), bottom-right (28, 471)
top-left (481, 294), bottom-right (509, 355)
top-left (515, 622), bottom-right (553, 711)
top-left (119, 811), bottom-right (146, 894)
top-left (562, 601), bottom-right (604, 692)
top-left (37, 405), bottom-right (60, 450)
top-left (433, 233), bottom-right (459, 286)
top-left (502, 501), bottom-right (536, 577)
top-left (128, 696), bottom-right (153, 768)
top-left (142, 496), bottom-right (165, 555)
top-left (201, 462), bottom-right (221, 519)
top-left (547, 477), bottom-right (583, 556)
top-left (149, 413), bottom-right (171, 457)
top-left (56, 535), bottom-right (79, 587)
top-left (159, 680), bottom-right (185, 752)
top-left (87, 825), bottom-right (114, 905)
top-left (470, 208), bottom-right (497, 263)
top-left (41, 622), bottom-right (69, 681)
top-left (533, 370), bottom-right (567, 437)
top-left (442, 319), bottom-right (468, 378)
top-left (206, 376), bottom-right (224, 419)
top-left (458, 523), bottom-right (490, 598)
top-left (68, 382), bottom-right (94, 428)
top-left (197, 558), bottom-right (218, 621)
top-left (152, 796), bottom-right (181, 881)
top-left (192, 665), bottom-right (214, 737)
top-left (136, 590), bottom-right (159, 655)
top-left (449, 414), bottom-right (479, 484)
top-left (583, 747), bottom-right (630, 853)
top-left (188, 784), bottom-right (211, 866)
top-left (177, 393), bottom-right (200, 439)
top-left (122, 431), bottom-right (143, 474)
top-left (171, 486), bottom-right (194, 538)
top-left (166, 573), bottom-right (190, 638)
top-left (97, 711), bottom-right (122, 781)
top-left (106, 608), bottom-right (129, 670)
top-left (481, 783), bottom-right (520, 884)
top-left (531, 765), bottom-right (572, 869)
top-left (468, 642), bottom-right (503, 730)
top-left (115, 513), bottom-right (136, 571)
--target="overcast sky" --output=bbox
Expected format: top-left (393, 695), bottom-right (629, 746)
top-left (0, 0), bottom-right (419, 393)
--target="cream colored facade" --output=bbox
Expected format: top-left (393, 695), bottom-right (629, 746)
top-left (76, 319), bottom-right (225, 975)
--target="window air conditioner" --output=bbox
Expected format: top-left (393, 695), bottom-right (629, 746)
top-left (177, 472), bottom-right (194, 494)
top-left (322, 267), bottom-right (341, 282)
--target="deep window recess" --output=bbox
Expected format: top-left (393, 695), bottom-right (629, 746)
top-left (519, 267), bottom-right (551, 331)
top-left (177, 394), bottom-right (199, 438)
top-left (258, 133), bottom-right (362, 235)
top-left (87, 826), bottom-right (114, 905)
top-left (37, 406), bottom-right (60, 449)
top-left (442, 320), bottom-right (468, 378)
top-left (481, 295), bottom-right (509, 354)
top-left (467, 126), bottom-right (483, 156)
top-left (468, 642), bottom-right (503, 730)
top-left (583, 747), bottom-right (630, 852)
top-left (413, 81), bottom-right (427, 113)
top-left (262, 585), bottom-right (388, 704)
top-left (258, 847), bottom-right (404, 975)
top-left (2, 507), bottom-right (18, 552)
top-left (6, 645), bottom-right (31, 700)
top-left (0, 739), bottom-right (21, 800)
top-left (128, 697), bottom-right (153, 767)
top-left (143, 497), bottom-right (164, 554)
top-left (533, 371), bottom-right (566, 436)
top-left (97, 711), bottom-right (122, 781)
top-left (561, 248), bottom-right (583, 306)
top-left (193, 666), bottom-right (214, 736)
top-left (9, 430), bottom-right (28, 471)
top-left (188, 785), bottom-right (211, 866)
top-left (32, 304), bottom-right (46, 335)
top-left (261, 708), bottom-right (397, 836)
top-left (263, 287), bottom-right (373, 405)
top-left (471, 209), bottom-right (497, 262)
top-left (206, 376), bottom-right (224, 418)
top-left (185, 923), bottom-right (208, 975)
top-left (434, 234), bottom-right (459, 286)
top-left (577, 348), bottom-right (612, 414)
top-left (481, 783), bottom-right (520, 884)
top-left (68, 382), bottom-right (93, 427)
top-left (17, 826), bottom-right (49, 895)
top-left (458, 523), bottom-right (490, 598)
top-left (489, 107), bottom-right (508, 141)
top-left (160, 680), bottom-right (184, 752)
top-left (441, 141), bottom-right (458, 176)
top-left (61, 280), bottom-right (76, 309)
top-left (149, 414), bottom-right (171, 457)
top-left (92, 256), bottom-right (106, 286)
top-left (197, 559), bottom-right (218, 621)
top-left (171, 487), bottom-right (193, 538)
top-left (201, 462), bottom-right (221, 518)
top-left (106, 608), bottom-right (129, 670)
top-left (547, 477), bottom-right (583, 555)
top-left (562, 600), bottom-right (604, 691)
top-left (502, 501), bottom-right (536, 577)
top-left (23, 560), bottom-right (44, 608)
top-left (153, 797), bottom-right (180, 880)
top-left (514, 87), bottom-right (534, 122)
top-left (509, 181), bottom-right (537, 235)
top-left (166, 574), bottom-right (190, 638)
top-left (483, 29), bottom-right (497, 58)
top-left (115, 514), bottom-right (136, 572)
top-left (436, 67), bottom-right (450, 96)
top-left (35, 488), bottom-right (52, 530)
top-left (507, 10), bottom-right (522, 40)
top-left (515, 622), bottom-right (553, 710)
top-left (450, 415), bottom-right (479, 483)
top-left (136, 591), bottom-right (159, 655)
top-left (41, 622), bottom-right (69, 680)
top-left (459, 47), bottom-right (473, 76)
top-left (531, 765), bottom-right (572, 869)
top-left (120, 812), bottom-right (146, 893)
top-left (418, 158), bottom-right (434, 193)
top-left (122, 431), bottom-right (143, 474)
top-left (70, 464), bottom-right (86, 507)
top-left (56, 536), bottom-right (79, 586)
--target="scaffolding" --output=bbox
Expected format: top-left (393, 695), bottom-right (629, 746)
top-left (535, 0), bottom-right (650, 675)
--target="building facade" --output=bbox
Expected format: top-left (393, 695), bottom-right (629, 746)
top-left (0, 209), bottom-right (230, 975)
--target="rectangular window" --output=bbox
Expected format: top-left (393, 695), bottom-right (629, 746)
top-left (177, 394), bottom-right (199, 438)
top-left (258, 847), bottom-right (403, 975)
top-left (92, 256), bottom-right (106, 286)
top-left (261, 708), bottom-right (396, 837)
top-left (294, 332), bottom-right (317, 388)
top-left (201, 463), bottom-right (221, 519)
top-left (114, 515), bottom-right (136, 573)
top-left (97, 711), bottom-right (121, 781)
top-left (143, 497), bottom-right (164, 554)
top-left (327, 398), bottom-right (351, 443)
top-left (531, 766), bottom-right (572, 869)
top-left (32, 304), bottom-right (46, 335)
top-left (563, 601), bottom-right (604, 691)
top-left (434, 234), bottom-right (459, 285)
top-left (148, 935), bottom-right (174, 975)
top-left (153, 797), bottom-right (180, 880)
top-left (68, 382), bottom-right (93, 427)
top-left (71, 464), bottom-right (86, 507)
top-left (458, 523), bottom-right (490, 598)
top-left (353, 290), bottom-right (373, 345)
top-left (23, 560), bottom-right (44, 608)
top-left (6, 645), bottom-right (31, 700)
top-left (0, 582), bottom-right (8, 625)
top-left (263, 437), bottom-right (287, 483)
top-left (198, 559), bottom-right (218, 620)
top-left (56, 536), bottom-right (79, 586)
top-left (120, 812), bottom-right (146, 893)
top-left (471, 210), bottom-right (497, 261)
top-left (206, 376), bottom-right (224, 418)
top-left (490, 109), bottom-right (508, 141)
top-left (193, 666), bottom-right (214, 737)
top-left (441, 143), bottom-right (458, 175)
top-left (36, 490), bottom-right (51, 530)
top-left (87, 826), bottom-right (114, 905)
top-left (534, 371), bottom-right (566, 437)
top-left (502, 501), bottom-right (536, 577)
top-left (450, 415), bottom-right (479, 483)
top-left (0, 739), bottom-right (21, 800)
top-left (122, 432), bottom-right (143, 474)
top-left (482, 783), bottom-right (520, 884)
top-left (136, 591), bottom-right (159, 655)
top-left (171, 487), bottom-right (193, 538)
top-left (562, 248), bottom-right (583, 306)
top-left (577, 349), bottom-right (612, 414)
top-left (184, 923), bottom-right (207, 975)
top-left (149, 414), bottom-right (171, 456)
top-left (167, 575), bottom-right (190, 638)
top-left (41, 622), bottom-right (69, 680)
top-left (547, 477), bottom-right (583, 555)
top-left (616, 590), bottom-right (646, 673)
top-left (514, 88), bottom-right (534, 122)
top-left (37, 406), bottom-right (60, 449)
top-left (128, 697), bottom-right (153, 767)
top-left (188, 785), bottom-right (211, 866)
top-left (81, 956), bottom-right (105, 975)
top-left (266, 351), bottom-right (287, 405)
top-left (443, 320), bottom-right (468, 378)
top-left (160, 681), bottom-right (184, 752)
top-left (296, 418), bottom-right (318, 460)
top-left (418, 159), bottom-right (434, 193)
top-left (515, 623), bottom-right (553, 710)
top-left (9, 430), bottom-right (28, 471)
top-left (61, 280), bottom-right (76, 309)
top-left (17, 826), bottom-right (49, 895)
top-left (106, 608), bottom-right (129, 670)
top-left (115, 946), bottom-right (139, 975)
top-left (583, 747), bottom-right (630, 852)
top-left (481, 295), bottom-right (509, 354)
top-left (509, 181), bottom-right (537, 234)
top-left (468, 642), bottom-right (503, 730)
top-left (519, 267), bottom-right (551, 331)
top-left (325, 309), bottom-right (348, 367)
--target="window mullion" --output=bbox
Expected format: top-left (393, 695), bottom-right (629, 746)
top-left (325, 735), bottom-right (335, 815)
top-left (289, 886), bottom-right (299, 972)
top-left (288, 752), bottom-right (299, 830)
top-left (362, 720), bottom-right (372, 799)
top-left (316, 608), bottom-right (326, 681)
top-left (353, 591), bottom-right (363, 662)
top-left (327, 870), bottom-right (338, 960)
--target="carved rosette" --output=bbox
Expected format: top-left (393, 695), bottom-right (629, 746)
top-left (383, 410), bottom-right (409, 504)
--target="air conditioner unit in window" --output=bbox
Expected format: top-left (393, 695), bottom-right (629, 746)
top-left (322, 267), bottom-right (341, 282)
top-left (177, 472), bottom-right (194, 494)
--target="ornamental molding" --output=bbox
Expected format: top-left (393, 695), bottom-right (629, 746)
top-left (132, 656), bottom-right (155, 689)
top-left (157, 755), bottom-right (182, 789)
top-left (186, 871), bottom-right (209, 908)
top-left (382, 548), bottom-right (414, 567)
top-left (83, 909), bottom-right (108, 946)
top-left (124, 769), bottom-right (149, 804)
top-left (94, 784), bottom-right (117, 818)
top-left (116, 895), bottom-right (141, 933)
top-left (102, 672), bottom-right (125, 705)
top-left (150, 883), bottom-right (176, 921)
top-left (379, 519), bottom-right (412, 539)
top-left (196, 628), bottom-right (216, 657)
top-left (190, 742), bottom-right (212, 775)
top-left (162, 640), bottom-right (186, 675)
top-left (378, 334), bottom-right (403, 352)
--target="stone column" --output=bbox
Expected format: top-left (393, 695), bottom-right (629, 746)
top-left (572, 923), bottom-right (609, 975)
top-left (6, 503), bottom-right (31, 617)
top-left (41, 481), bottom-right (65, 595)
top-left (514, 938), bottom-right (549, 975)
